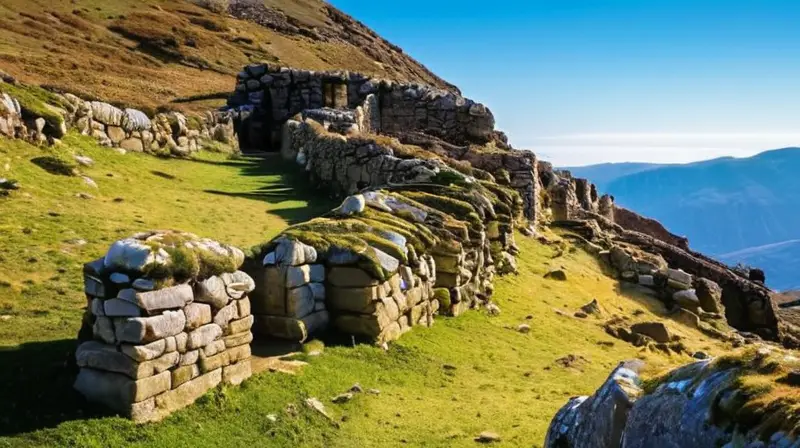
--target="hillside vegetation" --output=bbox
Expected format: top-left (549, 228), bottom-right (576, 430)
top-left (0, 0), bottom-right (452, 115)
top-left (0, 133), bottom-right (735, 446)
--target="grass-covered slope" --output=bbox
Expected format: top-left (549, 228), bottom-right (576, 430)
top-left (0, 134), bottom-right (734, 446)
top-left (0, 0), bottom-right (452, 115)
top-left (0, 133), bottom-right (332, 347)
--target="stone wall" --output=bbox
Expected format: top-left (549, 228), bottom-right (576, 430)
top-left (227, 63), bottom-right (496, 150)
top-left (74, 231), bottom-right (254, 422)
top-left (61, 95), bottom-right (236, 156)
top-left (246, 185), bottom-right (518, 344)
top-left (245, 122), bottom-right (522, 343)
top-left (0, 78), bottom-right (236, 156)
top-left (546, 346), bottom-right (800, 448)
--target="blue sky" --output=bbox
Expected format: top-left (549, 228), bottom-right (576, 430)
top-left (329, 0), bottom-right (800, 166)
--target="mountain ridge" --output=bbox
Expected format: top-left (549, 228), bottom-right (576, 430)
top-left (568, 146), bottom-right (800, 290)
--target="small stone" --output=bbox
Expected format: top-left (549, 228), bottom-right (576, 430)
top-left (336, 194), bottom-right (366, 216)
top-left (350, 383), bottom-right (364, 393)
top-left (485, 303), bottom-right (501, 316)
top-left (109, 272), bottom-right (130, 285)
top-left (475, 431), bottom-right (501, 443)
top-left (332, 392), bottom-right (353, 404)
top-left (693, 352), bottom-right (710, 360)
top-left (574, 312), bottom-right (589, 319)
top-left (74, 155), bottom-right (94, 166)
top-left (367, 388), bottom-right (381, 395)
top-left (82, 176), bottom-right (98, 188)
top-left (266, 414), bottom-right (278, 423)
top-left (132, 278), bottom-right (155, 292)
top-left (631, 322), bottom-right (672, 343)
top-left (518, 324), bottom-right (531, 334)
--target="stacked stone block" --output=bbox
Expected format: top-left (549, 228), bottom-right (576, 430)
top-left (228, 63), bottom-right (496, 149)
top-left (74, 231), bottom-right (254, 422)
top-left (249, 237), bottom-right (330, 342)
top-left (327, 252), bottom-right (439, 343)
top-left (60, 95), bottom-right (235, 156)
top-left (0, 78), bottom-right (236, 155)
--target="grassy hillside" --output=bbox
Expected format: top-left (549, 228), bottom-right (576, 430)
top-left (0, 134), bottom-right (734, 446)
top-left (0, 0), bottom-right (452, 115)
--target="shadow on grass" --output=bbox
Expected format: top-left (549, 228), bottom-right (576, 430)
top-left (196, 155), bottom-right (336, 225)
top-left (0, 339), bottom-right (113, 436)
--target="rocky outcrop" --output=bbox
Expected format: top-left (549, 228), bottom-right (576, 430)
top-left (546, 345), bottom-right (800, 448)
top-left (613, 205), bottom-right (689, 249)
top-left (75, 231), bottom-right (253, 422)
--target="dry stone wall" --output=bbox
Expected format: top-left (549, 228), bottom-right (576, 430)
top-left (246, 185), bottom-right (519, 344)
top-left (228, 63), bottom-right (496, 150)
top-left (245, 120), bottom-right (523, 343)
top-left (0, 78), bottom-right (236, 156)
top-left (74, 231), bottom-right (254, 422)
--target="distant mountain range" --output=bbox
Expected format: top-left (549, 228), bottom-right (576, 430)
top-left (566, 148), bottom-right (800, 291)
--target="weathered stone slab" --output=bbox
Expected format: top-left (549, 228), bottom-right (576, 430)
top-left (93, 316), bottom-right (116, 344)
top-left (223, 331), bottom-right (253, 348)
top-left (115, 311), bottom-right (186, 344)
top-left (227, 315), bottom-right (254, 335)
top-left (327, 284), bottom-right (384, 313)
top-left (104, 298), bottom-right (142, 317)
top-left (286, 265), bottom-right (311, 288)
top-left (286, 285), bottom-right (315, 317)
top-left (227, 344), bottom-right (251, 364)
top-left (213, 302), bottom-right (240, 330)
top-left (186, 323), bottom-right (223, 350)
top-left (250, 266), bottom-right (285, 315)
top-left (327, 267), bottom-right (379, 288)
top-left (154, 369), bottom-right (222, 415)
top-left (121, 338), bottom-right (166, 362)
top-left (223, 360), bottom-right (252, 386)
top-left (175, 332), bottom-right (188, 353)
top-left (171, 364), bottom-right (200, 388)
top-left (180, 350), bottom-right (200, 366)
top-left (236, 296), bottom-right (251, 317)
top-left (194, 276), bottom-right (229, 309)
top-left (85, 274), bottom-right (107, 298)
top-left (199, 350), bottom-right (230, 373)
top-left (77, 342), bottom-right (179, 379)
top-left (134, 284), bottom-right (193, 313)
top-left (74, 368), bottom-right (171, 409)
top-left (664, 268), bottom-right (693, 286)
top-left (309, 283), bottom-right (325, 301)
top-left (183, 302), bottom-right (212, 330)
top-left (201, 339), bottom-right (226, 357)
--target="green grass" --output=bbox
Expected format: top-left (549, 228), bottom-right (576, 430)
top-left (0, 133), bottom-right (737, 446)
top-left (0, 132), bottom-right (332, 347)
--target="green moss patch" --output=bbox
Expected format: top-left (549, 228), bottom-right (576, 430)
top-left (0, 82), bottom-right (66, 130)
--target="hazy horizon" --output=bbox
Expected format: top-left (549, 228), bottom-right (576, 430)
top-left (330, 0), bottom-right (800, 167)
